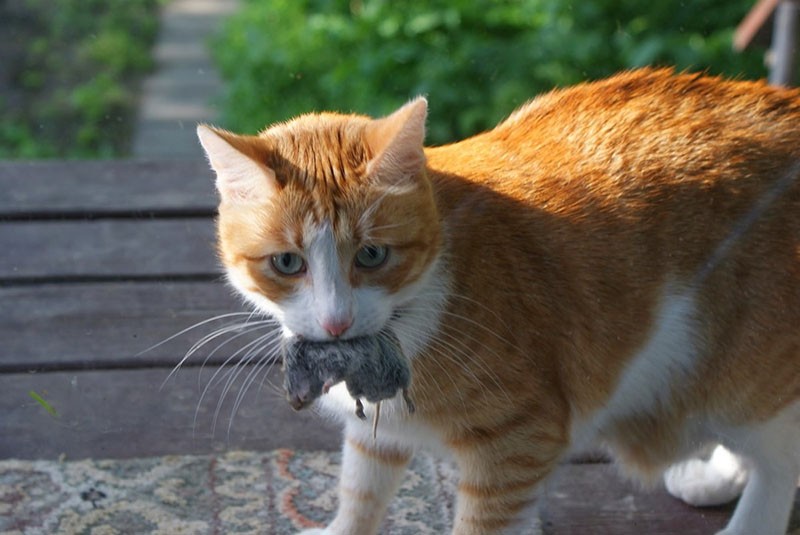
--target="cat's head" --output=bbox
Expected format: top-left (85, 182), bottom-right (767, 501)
top-left (198, 98), bottom-right (441, 342)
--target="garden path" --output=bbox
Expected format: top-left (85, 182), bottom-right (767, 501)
top-left (131, 0), bottom-right (238, 158)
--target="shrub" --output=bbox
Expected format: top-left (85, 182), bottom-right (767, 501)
top-left (0, 0), bottom-right (159, 158)
top-left (213, 0), bottom-right (766, 145)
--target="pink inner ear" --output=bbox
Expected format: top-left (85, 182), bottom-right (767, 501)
top-left (365, 98), bottom-right (428, 184)
top-left (197, 125), bottom-right (278, 204)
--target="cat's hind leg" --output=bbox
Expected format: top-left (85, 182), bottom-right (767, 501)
top-left (663, 444), bottom-right (748, 507)
top-left (715, 403), bottom-right (800, 535)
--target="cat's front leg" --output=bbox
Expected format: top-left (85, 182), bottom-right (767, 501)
top-left (451, 441), bottom-right (558, 535)
top-left (306, 421), bottom-right (412, 535)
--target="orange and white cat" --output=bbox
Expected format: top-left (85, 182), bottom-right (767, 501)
top-left (198, 68), bottom-right (800, 535)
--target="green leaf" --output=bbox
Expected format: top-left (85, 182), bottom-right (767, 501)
top-left (29, 390), bottom-right (59, 418)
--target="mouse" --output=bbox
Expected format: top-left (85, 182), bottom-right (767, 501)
top-left (281, 331), bottom-right (415, 427)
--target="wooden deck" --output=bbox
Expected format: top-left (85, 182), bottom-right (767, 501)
top-left (0, 161), bottom-right (795, 533)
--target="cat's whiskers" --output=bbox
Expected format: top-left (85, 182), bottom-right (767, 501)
top-left (447, 291), bottom-right (518, 340)
top-left (418, 349), bottom-right (471, 414)
top-left (436, 307), bottom-right (526, 355)
top-left (433, 321), bottom-right (516, 403)
top-left (191, 321), bottom-right (278, 390)
top-left (137, 311), bottom-right (257, 358)
top-left (395, 320), bottom-right (509, 408)
top-left (256, 343), bottom-right (289, 398)
top-left (386, 323), bottom-right (471, 413)
top-left (187, 319), bottom-right (273, 367)
top-left (204, 330), bottom-right (284, 434)
top-left (230, 328), bottom-right (283, 386)
top-left (193, 327), bottom-right (281, 432)
top-left (161, 317), bottom-right (278, 389)
top-left (433, 328), bottom-right (513, 403)
top-left (226, 336), bottom-right (285, 437)
top-left (393, 305), bottom-right (514, 404)
top-left (247, 344), bottom-right (286, 400)
top-left (399, 299), bottom-right (518, 359)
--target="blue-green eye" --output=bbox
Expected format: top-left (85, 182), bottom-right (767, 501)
top-left (271, 253), bottom-right (306, 276)
top-left (355, 245), bottom-right (389, 269)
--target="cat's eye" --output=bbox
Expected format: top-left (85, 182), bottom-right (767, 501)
top-left (271, 253), bottom-right (306, 276)
top-left (355, 245), bottom-right (389, 269)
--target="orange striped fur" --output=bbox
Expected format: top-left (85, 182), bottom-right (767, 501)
top-left (199, 69), bottom-right (800, 535)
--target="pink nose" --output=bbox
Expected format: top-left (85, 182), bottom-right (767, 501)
top-left (321, 318), bottom-right (352, 337)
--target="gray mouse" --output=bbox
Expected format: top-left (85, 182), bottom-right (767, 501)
top-left (281, 331), bottom-right (415, 423)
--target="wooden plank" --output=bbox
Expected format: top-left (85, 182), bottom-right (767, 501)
top-left (0, 366), bottom-right (340, 460)
top-left (0, 219), bottom-right (220, 280)
top-left (0, 161), bottom-right (217, 216)
top-left (0, 281), bottom-right (274, 370)
top-left (543, 464), bottom-right (800, 534)
top-left (545, 464), bottom-right (747, 534)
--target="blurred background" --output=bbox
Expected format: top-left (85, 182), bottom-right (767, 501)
top-left (0, 0), bottom-right (774, 160)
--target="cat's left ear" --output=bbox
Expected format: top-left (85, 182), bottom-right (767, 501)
top-left (364, 97), bottom-right (428, 191)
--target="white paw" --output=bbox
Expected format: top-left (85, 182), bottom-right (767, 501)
top-left (664, 445), bottom-right (748, 506)
top-left (296, 529), bottom-right (330, 535)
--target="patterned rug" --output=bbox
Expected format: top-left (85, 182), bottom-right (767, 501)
top-left (5, 451), bottom-right (798, 535)
top-left (1, 450), bottom-right (461, 535)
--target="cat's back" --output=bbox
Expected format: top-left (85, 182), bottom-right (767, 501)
top-left (427, 68), bottom-right (800, 203)
top-left (425, 68), bottom-right (800, 285)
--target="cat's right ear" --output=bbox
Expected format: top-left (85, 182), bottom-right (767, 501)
top-left (197, 125), bottom-right (278, 204)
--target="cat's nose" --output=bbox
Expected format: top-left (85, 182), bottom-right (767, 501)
top-left (321, 318), bottom-right (352, 337)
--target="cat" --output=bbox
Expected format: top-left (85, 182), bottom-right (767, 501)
top-left (197, 68), bottom-right (800, 535)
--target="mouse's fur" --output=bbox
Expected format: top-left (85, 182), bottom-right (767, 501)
top-left (282, 331), bottom-right (414, 417)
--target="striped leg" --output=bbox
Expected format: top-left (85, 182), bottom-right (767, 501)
top-left (319, 424), bottom-right (413, 535)
top-left (451, 446), bottom-right (556, 535)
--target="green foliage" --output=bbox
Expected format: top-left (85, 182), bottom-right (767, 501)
top-left (0, 0), bottom-right (159, 158)
top-left (214, 0), bottom-right (766, 145)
